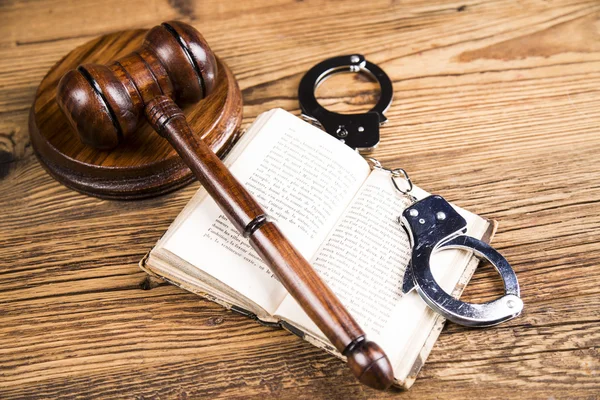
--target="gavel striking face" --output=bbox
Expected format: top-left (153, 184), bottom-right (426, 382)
top-left (57, 21), bottom-right (217, 149)
top-left (56, 21), bottom-right (394, 390)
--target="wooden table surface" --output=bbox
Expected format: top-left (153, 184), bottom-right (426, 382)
top-left (1, 0), bottom-right (599, 398)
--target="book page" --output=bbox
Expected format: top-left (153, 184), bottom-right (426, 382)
top-left (162, 109), bottom-right (371, 314)
top-left (274, 169), bottom-right (413, 336)
top-left (274, 170), bottom-right (487, 366)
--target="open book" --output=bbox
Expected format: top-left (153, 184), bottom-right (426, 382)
top-left (141, 109), bottom-right (495, 389)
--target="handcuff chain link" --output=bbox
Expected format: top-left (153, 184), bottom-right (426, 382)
top-left (366, 157), bottom-right (416, 203)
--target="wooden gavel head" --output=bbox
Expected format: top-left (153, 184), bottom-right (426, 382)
top-left (56, 21), bottom-right (217, 149)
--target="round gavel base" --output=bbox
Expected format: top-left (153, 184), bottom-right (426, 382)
top-left (29, 29), bottom-right (243, 200)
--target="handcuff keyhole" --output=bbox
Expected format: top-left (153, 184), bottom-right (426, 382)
top-left (336, 125), bottom-right (349, 138)
top-left (314, 71), bottom-right (381, 115)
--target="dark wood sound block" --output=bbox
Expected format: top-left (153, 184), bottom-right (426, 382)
top-left (29, 29), bottom-right (242, 200)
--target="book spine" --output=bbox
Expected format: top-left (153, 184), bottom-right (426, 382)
top-left (230, 306), bottom-right (280, 328)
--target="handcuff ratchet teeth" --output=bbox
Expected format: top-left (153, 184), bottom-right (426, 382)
top-left (298, 54), bottom-right (393, 151)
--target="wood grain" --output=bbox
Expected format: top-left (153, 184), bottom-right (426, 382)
top-left (1, 0), bottom-right (599, 399)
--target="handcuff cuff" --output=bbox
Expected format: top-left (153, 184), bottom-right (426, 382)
top-left (366, 159), bottom-right (523, 327)
top-left (298, 55), bottom-right (523, 327)
top-left (298, 54), bottom-right (392, 151)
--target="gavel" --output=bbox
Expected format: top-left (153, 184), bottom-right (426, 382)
top-left (56, 21), bottom-right (394, 390)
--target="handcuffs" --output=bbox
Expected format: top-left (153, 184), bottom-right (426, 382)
top-left (298, 55), bottom-right (523, 327)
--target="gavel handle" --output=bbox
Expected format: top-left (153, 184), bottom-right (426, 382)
top-left (145, 96), bottom-right (394, 390)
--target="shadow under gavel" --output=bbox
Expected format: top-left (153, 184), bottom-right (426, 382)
top-left (56, 21), bottom-right (394, 390)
